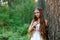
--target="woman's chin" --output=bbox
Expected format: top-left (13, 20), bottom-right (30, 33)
top-left (36, 17), bottom-right (39, 18)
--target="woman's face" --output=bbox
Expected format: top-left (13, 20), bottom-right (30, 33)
top-left (34, 9), bottom-right (40, 18)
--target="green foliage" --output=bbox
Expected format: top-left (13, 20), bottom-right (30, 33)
top-left (0, 0), bottom-right (35, 40)
top-left (0, 24), bottom-right (30, 40)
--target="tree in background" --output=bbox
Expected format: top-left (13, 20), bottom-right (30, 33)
top-left (46, 0), bottom-right (60, 40)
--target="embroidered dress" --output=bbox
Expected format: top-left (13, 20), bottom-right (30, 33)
top-left (30, 23), bottom-right (43, 40)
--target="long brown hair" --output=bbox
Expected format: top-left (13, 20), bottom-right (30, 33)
top-left (33, 8), bottom-right (47, 40)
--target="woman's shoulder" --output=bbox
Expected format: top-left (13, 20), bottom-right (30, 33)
top-left (45, 19), bottom-right (48, 23)
top-left (45, 19), bottom-right (48, 27)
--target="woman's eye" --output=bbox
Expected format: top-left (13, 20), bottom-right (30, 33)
top-left (37, 12), bottom-right (39, 13)
top-left (36, 12), bottom-right (39, 13)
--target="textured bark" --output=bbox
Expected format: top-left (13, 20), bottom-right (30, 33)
top-left (46, 0), bottom-right (60, 40)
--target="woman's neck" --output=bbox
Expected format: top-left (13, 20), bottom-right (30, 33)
top-left (35, 18), bottom-right (40, 23)
top-left (38, 19), bottom-right (40, 23)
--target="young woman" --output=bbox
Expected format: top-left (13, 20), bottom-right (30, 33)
top-left (28, 8), bottom-right (48, 40)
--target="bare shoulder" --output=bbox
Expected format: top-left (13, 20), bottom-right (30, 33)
top-left (45, 19), bottom-right (48, 27)
top-left (45, 19), bottom-right (48, 23)
top-left (31, 19), bottom-right (34, 23)
top-left (30, 19), bottom-right (34, 26)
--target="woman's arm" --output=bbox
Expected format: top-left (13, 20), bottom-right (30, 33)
top-left (28, 19), bottom-right (34, 32)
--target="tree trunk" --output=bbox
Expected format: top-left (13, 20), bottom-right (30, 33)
top-left (46, 0), bottom-right (60, 40)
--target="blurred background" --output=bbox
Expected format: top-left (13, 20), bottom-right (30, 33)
top-left (0, 0), bottom-right (48, 40)
top-left (0, 0), bottom-right (59, 40)
top-left (0, 0), bottom-right (35, 40)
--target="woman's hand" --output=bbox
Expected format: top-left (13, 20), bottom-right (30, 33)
top-left (32, 21), bottom-right (37, 27)
top-left (28, 21), bottom-right (37, 32)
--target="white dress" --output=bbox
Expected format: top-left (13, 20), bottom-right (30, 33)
top-left (30, 23), bottom-right (43, 40)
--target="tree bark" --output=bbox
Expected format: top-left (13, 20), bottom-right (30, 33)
top-left (46, 0), bottom-right (60, 40)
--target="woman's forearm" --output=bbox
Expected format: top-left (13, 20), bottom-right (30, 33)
top-left (28, 25), bottom-right (34, 32)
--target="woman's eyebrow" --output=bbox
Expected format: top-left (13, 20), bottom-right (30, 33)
top-left (35, 12), bottom-right (39, 13)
